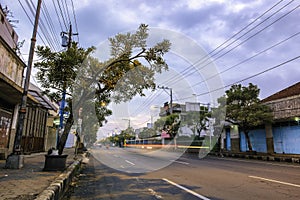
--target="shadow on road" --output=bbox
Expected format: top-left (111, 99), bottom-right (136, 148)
top-left (64, 154), bottom-right (204, 200)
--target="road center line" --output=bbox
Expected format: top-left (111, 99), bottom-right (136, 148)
top-left (170, 160), bottom-right (189, 165)
top-left (162, 178), bottom-right (211, 200)
top-left (249, 175), bottom-right (300, 188)
top-left (125, 160), bottom-right (135, 165)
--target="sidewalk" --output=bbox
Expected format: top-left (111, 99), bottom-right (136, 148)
top-left (0, 148), bottom-right (82, 200)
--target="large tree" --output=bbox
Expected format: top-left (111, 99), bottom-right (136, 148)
top-left (35, 24), bottom-right (171, 155)
top-left (224, 83), bottom-right (273, 151)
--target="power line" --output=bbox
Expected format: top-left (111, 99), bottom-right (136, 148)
top-left (18, 0), bottom-right (47, 46)
top-left (190, 30), bottom-right (300, 88)
top-left (178, 55), bottom-right (300, 100)
top-left (27, 0), bottom-right (59, 51)
top-left (51, 0), bottom-right (63, 31)
top-left (41, 1), bottom-right (61, 49)
top-left (130, 1), bottom-right (299, 117)
top-left (70, 0), bottom-right (79, 43)
top-left (62, 0), bottom-right (71, 24)
top-left (162, 0), bottom-right (296, 86)
top-left (130, 90), bottom-right (165, 117)
top-left (55, 0), bottom-right (68, 30)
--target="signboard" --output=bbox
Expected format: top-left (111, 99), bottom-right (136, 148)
top-left (161, 130), bottom-right (170, 138)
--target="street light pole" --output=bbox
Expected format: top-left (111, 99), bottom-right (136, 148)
top-left (6, 0), bottom-right (42, 169)
top-left (58, 23), bottom-right (78, 148)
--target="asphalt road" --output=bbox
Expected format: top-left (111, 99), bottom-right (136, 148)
top-left (65, 147), bottom-right (300, 200)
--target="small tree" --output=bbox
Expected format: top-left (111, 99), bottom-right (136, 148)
top-left (154, 113), bottom-right (180, 138)
top-left (138, 128), bottom-right (157, 139)
top-left (224, 83), bottom-right (273, 151)
top-left (184, 106), bottom-right (211, 138)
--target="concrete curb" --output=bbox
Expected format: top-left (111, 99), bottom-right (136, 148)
top-left (212, 152), bottom-right (300, 164)
top-left (34, 159), bottom-right (82, 200)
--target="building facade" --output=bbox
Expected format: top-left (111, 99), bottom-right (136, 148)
top-left (0, 5), bottom-right (58, 158)
top-left (222, 82), bottom-right (300, 155)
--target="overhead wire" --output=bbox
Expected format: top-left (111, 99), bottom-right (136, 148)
top-left (41, 1), bottom-right (61, 50)
top-left (18, 0), bottom-right (47, 47)
top-left (190, 30), bottom-right (300, 88)
top-left (62, 0), bottom-right (71, 24)
top-left (130, 90), bottom-right (165, 117)
top-left (178, 55), bottom-right (300, 101)
top-left (129, 1), bottom-right (300, 116)
top-left (26, 0), bottom-right (59, 51)
top-left (55, 0), bottom-right (68, 30)
top-left (51, 0), bottom-right (63, 31)
top-left (70, 0), bottom-right (79, 43)
top-left (155, 2), bottom-right (300, 102)
top-left (161, 0), bottom-right (295, 86)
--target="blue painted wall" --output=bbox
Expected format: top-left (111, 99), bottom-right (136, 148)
top-left (273, 125), bottom-right (300, 154)
top-left (226, 128), bottom-right (231, 150)
top-left (240, 129), bottom-right (267, 153)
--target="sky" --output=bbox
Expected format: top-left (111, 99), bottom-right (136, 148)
top-left (1, 0), bottom-right (300, 134)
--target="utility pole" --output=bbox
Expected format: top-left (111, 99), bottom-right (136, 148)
top-left (6, 0), bottom-right (42, 169)
top-left (58, 23), bottom-right (78, 148)
top-left (157, 86), bottom-right (173, 114)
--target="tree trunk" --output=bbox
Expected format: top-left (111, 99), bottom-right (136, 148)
top-left (57, 112), bottom-right (74, 155)
top-left (244, 131), bottom-right (253, 151)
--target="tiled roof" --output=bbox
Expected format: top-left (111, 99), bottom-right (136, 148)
top-left (262, 82), bottom-right (300, 103)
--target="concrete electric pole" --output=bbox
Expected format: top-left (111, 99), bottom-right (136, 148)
top-left (6, 0), bottom-right (42, 169)
top-left (157, 86), bottom-right (173, 114)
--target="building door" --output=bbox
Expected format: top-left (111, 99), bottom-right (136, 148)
top-left (0, 109), bottom-right (12, 150)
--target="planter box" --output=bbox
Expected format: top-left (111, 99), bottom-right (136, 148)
top-left (43, 154), bottom-right (68, 171)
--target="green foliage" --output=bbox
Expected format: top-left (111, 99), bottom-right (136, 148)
top-left (154, 114), bottom-right (180, 138)
top-left (35, 42), bottom-right (95, 102)
top-left (138, 128), bottom-right (157, 139)
top-left (183, 107), bottom-right (211, 137)
top-left (74, 24), bottom-right (171, 125)
top-left (34, 24), bottom-right (171, 154)
top-left (109, 128), bottom-right (135, 146)
top-left (224, 83), bottom-right (273, 150)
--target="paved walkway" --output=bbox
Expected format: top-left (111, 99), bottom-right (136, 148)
top-left (0, 148), bottom-right (78, 200)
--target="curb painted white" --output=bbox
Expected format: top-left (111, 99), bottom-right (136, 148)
top-left (35, 159), bottom-right (82, 200)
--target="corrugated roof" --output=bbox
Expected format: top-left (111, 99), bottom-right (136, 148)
top-left (29, 83), bottom-right (58, 111)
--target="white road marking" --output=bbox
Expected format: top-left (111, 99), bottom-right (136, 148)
top-left (120, 165), bottom-right (125, 168)
top-left (113, 154), bottom-right (119, 158)
top-left (249, 175), bottom-right (300, 188)
top-left (125, 160), bottom-right (135, 165)
top-left (162, 178), bottom-right (211, 200)
top-left (148, 188), bottom-right (163, 199)
top-left (170, 160), bottom-right (189, 165)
